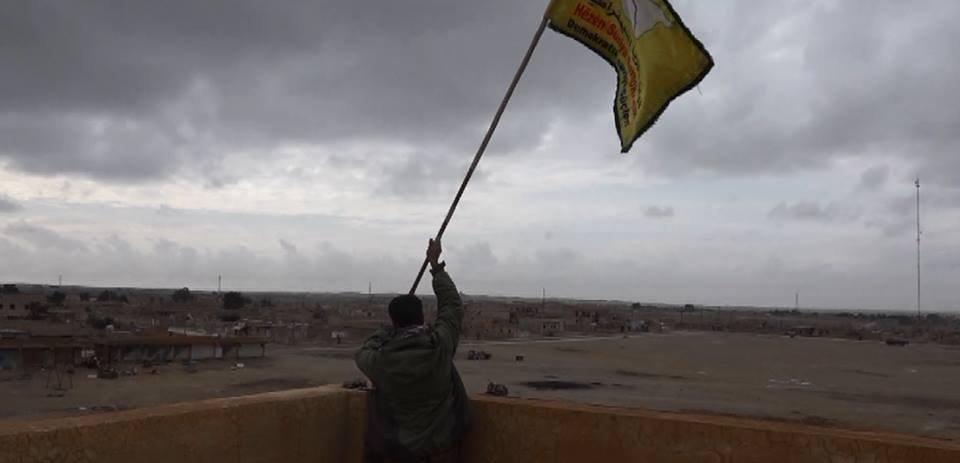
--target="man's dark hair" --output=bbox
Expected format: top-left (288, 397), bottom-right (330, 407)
top-left (388, 295), bottom-right (424, 328)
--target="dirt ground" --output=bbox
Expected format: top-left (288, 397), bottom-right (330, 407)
top-left (3, 331), bottom-right (960, 441)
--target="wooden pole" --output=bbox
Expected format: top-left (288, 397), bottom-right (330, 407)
top-left (409, 16), bottom-right (550, 294)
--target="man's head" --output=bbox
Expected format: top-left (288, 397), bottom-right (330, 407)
top-left (388, 294), bottom-right (424, 328)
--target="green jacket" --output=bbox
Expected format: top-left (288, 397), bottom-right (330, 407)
top-left (356, 268), bottom-right (470, 458)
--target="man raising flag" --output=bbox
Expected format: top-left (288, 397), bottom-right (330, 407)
top-left (363, 2), bottom-right (714, 461)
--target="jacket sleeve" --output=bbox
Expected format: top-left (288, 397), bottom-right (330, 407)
top-left (432, 267), bottom-right (464, 356)
top-left (355, 329), bottom-right (388, 381)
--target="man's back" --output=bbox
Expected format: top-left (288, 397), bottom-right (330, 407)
top-left (356, 264), bottom-right (469, 460)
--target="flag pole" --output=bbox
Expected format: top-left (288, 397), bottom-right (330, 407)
top-left (409, 16), bottom-right (550, 294)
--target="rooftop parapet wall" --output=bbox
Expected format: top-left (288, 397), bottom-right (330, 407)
top-left (464, 397), bottom-right (960, 463)
top-left (2, 387), bottom-right (959, 463)
top-left (0, 387), bottom-right (366, 463)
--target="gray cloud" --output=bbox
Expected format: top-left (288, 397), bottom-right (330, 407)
top-left (455, 242), bottom-right (498, 269)
top-left (0, 0), bottom-right (598, 185)
top-left (865, 217), bottom-right (913, 238)
top-left (279, 239), bottom-right (299, 256)
top-left (858, 165), bottom-right (890, 191)
top-left (768, 202), bottom-right (860, 224)
top-left (4, 222), bottom-right (87, 252)
top-left (0, 1), bottom-right (958, 311)
top-left (638, 0), bottom-right (960, 184)
top-left (3, 0), bottom-right (958, 191)
top-left (0, 195), bottom-right (22, 213)
top-left (886, 187), bottom-right (960, 219)
top-left (644, 205), bottom-right (675, 219)
top-left (374, 150), bottom-right (481, 198)
top-left (0, 219), bottom-right (952, 309)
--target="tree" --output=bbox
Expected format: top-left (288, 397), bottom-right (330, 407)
top-left (312, 307), bottom-right (328, 323)
top-left (924, 313), bottom-right (946, 325)
top-left (97, 290), bottom-right (128, 303)
top-left (172, 287), bottom-right (194, 304)
top-left (86, 313), bottom-right (115, 330)
top-left (218, 312), bottom-right (241, 322)
top-left (222, 291), bottom-right (247, 310)
top-left (27, 302), bottom-right (49, 320)
top-left (47, 291), bottom-right (66, 306)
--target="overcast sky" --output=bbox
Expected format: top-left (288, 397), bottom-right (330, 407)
top-left (1, 0), bottom-right (958, 311)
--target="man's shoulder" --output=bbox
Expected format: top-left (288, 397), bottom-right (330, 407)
top-left (379, 326), bottom-right (440, 351)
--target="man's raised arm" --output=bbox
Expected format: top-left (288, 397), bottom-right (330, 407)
top-left (427, 239), bottom-right (463, 354)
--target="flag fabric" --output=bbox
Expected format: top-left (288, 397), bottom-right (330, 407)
top-left (545, 0), bottom-right (713, 152)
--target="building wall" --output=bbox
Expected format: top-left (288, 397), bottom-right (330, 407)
top-left (0, 294), bottom-right (39, 319)
top-left (0, 350), bottom-right (14, 370)
top-left (100, 342), bottom-right (264, 363)
top-left (0, 347), bottom-right (80, 370)
top-left (518, 318), bottom-right (565, 336)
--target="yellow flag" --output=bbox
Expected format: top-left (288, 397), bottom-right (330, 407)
top-left (545, 0), bottom-right (713, 152)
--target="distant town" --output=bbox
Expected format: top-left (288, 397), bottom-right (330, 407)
top-left (3, 281), bottom-right (958, 375)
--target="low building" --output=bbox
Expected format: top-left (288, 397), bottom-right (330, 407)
top-left (787, 326), bottom-right (817, 337)
top-left (232, 321), bottom-right (275, 338)
top-left (0, 339), bottom-right (85, 371)
top-left (627, 319), bottom-right (649, 332)
top-left (47, 309), bottom-right (79, 323)
top-left (94, 336), bottom-right (268, 364)
top-left (0, 293), bottom-right (46, 320)
top-left (0, 329), bottom-right (29, 340)
top-left (519, 318), bottom-right (565, 337)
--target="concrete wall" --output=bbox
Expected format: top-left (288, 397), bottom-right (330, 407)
top-left (463, 397), bottom-right (960, 463)
top-left (0, 387), bottom-right (366, 463)
top-left (2, 387), bottom-right (960, 463)
top-left (0, 346), bottom-right (81, 370)
top-left (0, 350), bottom-right (13, 369)
top-left (100, 342), bottom-right (265, 363)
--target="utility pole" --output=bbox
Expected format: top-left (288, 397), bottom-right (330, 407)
top-left (58, 275), bottom-right (62, 288)
top-left (218, 275), bottom-right (222, 294)
top-left (795, 292), bottom-right (799, 311)
top-left (916, 177), bottom-right (921, 316)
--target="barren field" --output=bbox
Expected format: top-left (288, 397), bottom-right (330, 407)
top-left (3, 331), bottom-right (960, 441)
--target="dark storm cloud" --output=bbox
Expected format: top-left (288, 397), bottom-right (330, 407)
top-left (2, 0), bottom-right (959, 197)
top-left (0, 0), bottom-right (604, 184)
